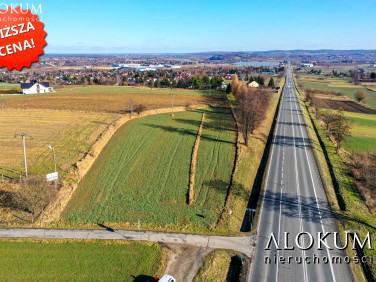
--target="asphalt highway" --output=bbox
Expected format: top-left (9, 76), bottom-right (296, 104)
top-left (249, 65), bottom-right (353, 282)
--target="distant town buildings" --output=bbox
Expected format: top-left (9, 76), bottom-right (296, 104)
top-left (301, 63), bottom-right (314, 68)
top-left (113, 64), bottom-right (182, 71)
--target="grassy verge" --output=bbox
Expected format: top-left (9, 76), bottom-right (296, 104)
top-left (294, 74), bottom-right (375, 281)
top-left (0, 239), bottom-right (165, 281)
top-left (219, 78), bottom-right (284, 233)
top-left (194, 250), bottom-right (231, 281)
top-left (194, 250), bottom-right (249, 282)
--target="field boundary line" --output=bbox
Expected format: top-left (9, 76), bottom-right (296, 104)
top-left (187, 112), bottom-right (205, 205)
top-left (37, 105), bottom-right (204, 226)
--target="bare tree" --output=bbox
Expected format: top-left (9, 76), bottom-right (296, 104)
top-left (126, 99), bottom-right (136, 116)
top-left (310, 97), bottom-right (320, 117)
top-left (135, 104), bottom-right (147, 114)
top-left (231, 73), bottom-right (240, 97)
top-left (238, 89), bottom-right (269, 146)
top-left (351, 153), bottom-right (376, 200)
top-left (328, 111), bottom-right (352, 153)
top-left (320, 110), bottom-right (336, 130)
top-left (354, 90), bottom-right (367, 103)
top-left (359, 153), bottom-right (376, 192)
top-left (16, 177), bottom-right (57, 223)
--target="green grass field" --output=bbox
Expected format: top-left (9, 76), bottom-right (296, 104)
top-left (307, 64), bottom-right (374, 74)
top-left (0, 82), bottom-right (19, 89)
top-left (0, 85), bottom-right (225, 100)
top-left (297, 74), bottom-right (376, 108)
top-left (307, 64), bottom-right (375, 74)
top-left (342, 112), bottom-right (376, 153)
top-left (63, 107), bottom-right (236, 231)
top-left (0, 239), bottom-right (164, 281)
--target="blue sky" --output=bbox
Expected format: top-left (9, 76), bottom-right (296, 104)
top-left (12, 0), bottom-right (376, 53)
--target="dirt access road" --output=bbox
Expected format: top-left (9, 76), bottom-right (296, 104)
top-left (0, 228), bottom-right (256, 281)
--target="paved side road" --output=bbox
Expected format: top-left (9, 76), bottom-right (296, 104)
top-left (0, 228), bottom-right (255, 257)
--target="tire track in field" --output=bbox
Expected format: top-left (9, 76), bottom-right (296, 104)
top-left (202, 116), bottom-right (225, 207)
top-left (93, 124), bottom-right (156, 207)
top-left (196, 131), bottom-right (216, 204)
top-left (187, 113), bottom-right (205, 205)
top-left (159, 133), bottom-right (185, 202)
top-left (197, 113), bottom-right (222, 206)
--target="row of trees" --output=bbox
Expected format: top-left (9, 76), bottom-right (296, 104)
top-left (249, 75), bottom-right (276, 89)
top-left (304, 88), bottom-right (352, 153)
top-left (319, 110), bottom-right (352, 152)
top-left (146, 75), bottom-right (224, 90)
top-left (351, 153), bottom-right (376, 211)
top-left (148, 75), bottom-right (223, 90)
top-left (351, 153), bottom-right (376, 193)
top-left (249, 75), bottom-right (265, 86)
top-left (232, 74), bottom-right (271, 145)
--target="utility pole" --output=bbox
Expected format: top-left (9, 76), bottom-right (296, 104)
top-left (48, 145), bottom-right (58, 189)
top-left (170, 93), bottom-right (176, 116)
top-left (15, 133), bottom-right (32, 178)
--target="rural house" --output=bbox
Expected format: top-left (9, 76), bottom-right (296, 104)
top-left (220, 81), bottom-right (227, 90)
top-left (20, 82), bottom-right (54, 94)
top-left (248, 81), bottom-right (260, 88)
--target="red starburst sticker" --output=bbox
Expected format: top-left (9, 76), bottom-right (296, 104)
top-left (0, 6), bottom-right (46, 70)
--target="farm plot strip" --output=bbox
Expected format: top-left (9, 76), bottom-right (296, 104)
top-left (188, 113), bottom-right (205, 205)
top-left (297, 74), bottom-right (376, 108)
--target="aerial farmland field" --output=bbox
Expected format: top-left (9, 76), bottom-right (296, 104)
top-left (0, 239), bottom-right (164, 281)
top-left (308, 64), bottom-right (374, 74)
top-left (297, 74), bottom-right (376, 108)
top-left (0, 108), bottom-right (119, 180)
top-left (0, 86), bottom-right (224, 112)
top-left (342, 111), bottom-right (376, 153)
top-left (54, 85), bottom-right (221, 96)
top-left (63, 107), bottom-right (236, 231)
top-left (0, 82), bottom-right (19, 89)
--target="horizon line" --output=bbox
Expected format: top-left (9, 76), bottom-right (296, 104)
top-left (42, 48), bottom-right (376, 56)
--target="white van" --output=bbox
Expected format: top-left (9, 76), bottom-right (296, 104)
top-left (158, 275), bottom-right (176, 282)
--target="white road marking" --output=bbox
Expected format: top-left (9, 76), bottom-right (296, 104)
top-left (275, 80), bottom-right (288, 282)
top-left (292, 79), bottom-right (337, 282)
top-left (289, 81), bottom-right (309, 282)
